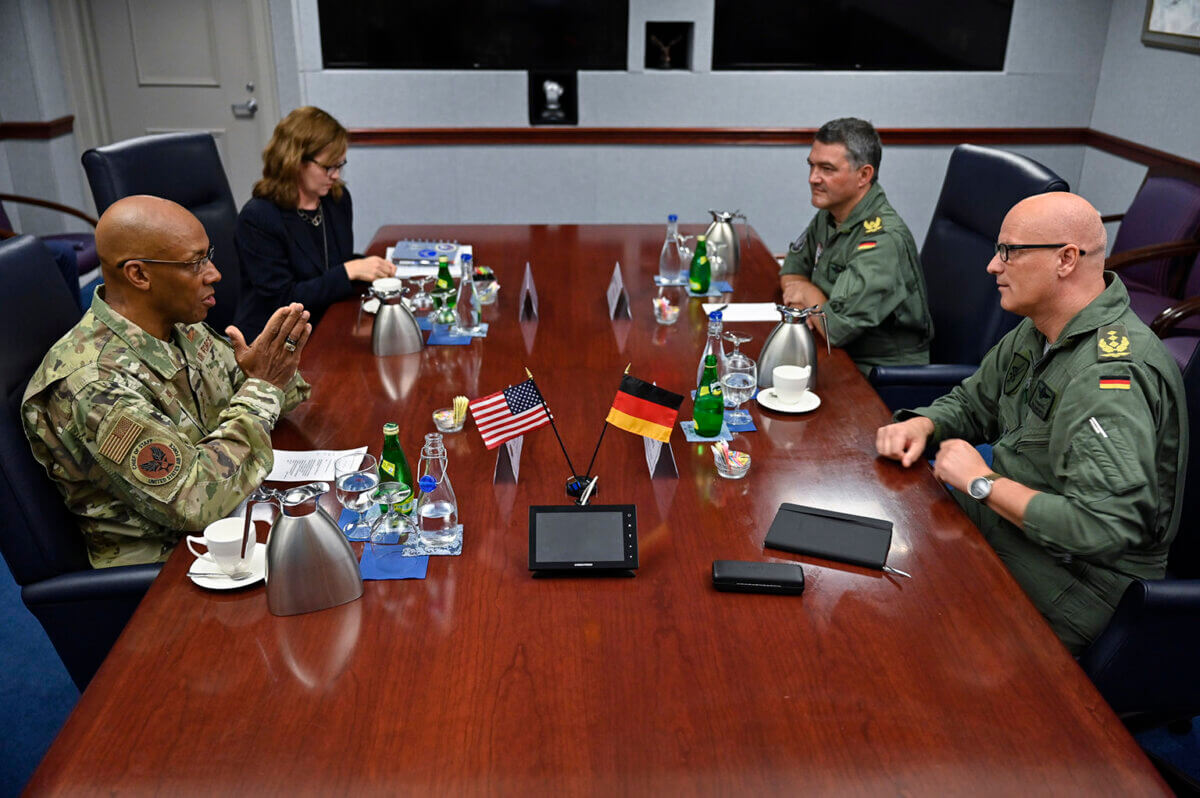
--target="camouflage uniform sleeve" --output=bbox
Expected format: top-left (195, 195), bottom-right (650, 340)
top-left (779, 218), bottom-right (817, 277)
top-left (70, 376), bottom-right (283, 532)
top-left (820, 232), bottom-right (909, 348)
top-left (281, 370), bottom-right (312, 414)
top-left (1022, 360), bottom-right (1169, 557)
top-left (214, 327), bottom-right (310, 414)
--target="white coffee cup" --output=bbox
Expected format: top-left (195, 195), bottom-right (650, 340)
top-left (186, 517), bottom-right (256, 577)
top-left (772, 365), bottom-right (811, 405)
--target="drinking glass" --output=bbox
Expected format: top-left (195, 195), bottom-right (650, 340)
top-left (653, 283), bottom-right (683, 325)
top-left (407, 276), bottom-right (434, 315)
top-left (708, 240), bottom-right (726, 284)
top-left (335, 453), bottom-right (380, 541)
top-left (369, 481), bottom-right (417, 571)
top-left (722, 332), bottom-right (757, 426)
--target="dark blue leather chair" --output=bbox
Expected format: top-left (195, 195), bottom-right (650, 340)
top-left (869, 145), bottom-right (1068, 410)
top-left (0, 235), bottom-right (160, 690)
top-left (82, 131), bottom-right (241, 331)
top-left (1079, 303), bottom-right (1200, 725)
top-left (0, 191), bottom-right (100, 286)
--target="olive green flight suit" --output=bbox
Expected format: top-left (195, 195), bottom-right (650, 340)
top-left (898, 274), bottom-right (1188, 653)
top-left (781, 182), bottom-right (933, 371)
top-left (22, 289), bottom-right (311, 568)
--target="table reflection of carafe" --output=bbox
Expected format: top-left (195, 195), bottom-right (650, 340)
top-left (416, 432), bottom-right (461, 546)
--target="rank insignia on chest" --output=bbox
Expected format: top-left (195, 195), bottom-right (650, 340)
top-left (1097, 324), bottom-right (1131, 359)
top-left (1003, 352), bottom-right (1031, 395)
top-left (863, 217), bottom-right (883, 233)
top-left (1028, 379), bottom-right (1058, 420)
top-left (856, 240), bottom-right (877, 251)
top-left (130, 438), bottom-right (182, 485)
top-left (1099, 375), bottom-right (1131, 390)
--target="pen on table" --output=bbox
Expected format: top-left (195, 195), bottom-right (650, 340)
top-left (883, 565), bottom-right (912, 579)
top-left (1088, 416), bottom-right (1109, 438)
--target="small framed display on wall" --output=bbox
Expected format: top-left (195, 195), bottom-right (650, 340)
top-left (1142, 0), bottom-right (1200, 54)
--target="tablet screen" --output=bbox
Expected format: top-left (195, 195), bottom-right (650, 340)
top-left (535, 511), bottom-right (625, 563)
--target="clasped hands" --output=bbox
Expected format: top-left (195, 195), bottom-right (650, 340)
top-left (226, 303), bottom-right (311, 391)
top-left (875, 416), bottom-right (991, 492)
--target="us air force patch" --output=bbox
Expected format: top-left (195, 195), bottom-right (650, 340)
top-left (130, 438), bottom-right (182, 485)
top-left (1003, 351), bottom-right (1031, 395)
top-left (1097, 324), bottom-right (1131, 360)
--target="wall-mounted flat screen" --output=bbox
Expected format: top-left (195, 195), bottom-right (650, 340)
top-left (712, 0), bottom-right (1013, 71)
top-left (319, 0), bottom-right (629, 70)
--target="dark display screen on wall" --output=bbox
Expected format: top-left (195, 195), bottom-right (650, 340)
top-left (318, 0), bottom-right (629, 70)
top-left (712, 0), bottom-right (1013, 71)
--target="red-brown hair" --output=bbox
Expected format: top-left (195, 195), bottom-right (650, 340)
top-left (253, 106), bottom-right (347, 208)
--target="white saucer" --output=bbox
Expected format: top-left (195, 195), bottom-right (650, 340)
top-left (756, 387), bottom-right (820, 414)
top-left (188, 546), bottom-right (267, 591)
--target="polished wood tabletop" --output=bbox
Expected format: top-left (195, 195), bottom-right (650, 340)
top-left (29, 225), bottom-right (1164, 795)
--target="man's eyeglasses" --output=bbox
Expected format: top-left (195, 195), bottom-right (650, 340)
top-left (993, 242), bottom-right (1087, 263)
top-left (305, 156), bottom-right (347, 176)
top-left (119, 246), bottom-right (215, 275)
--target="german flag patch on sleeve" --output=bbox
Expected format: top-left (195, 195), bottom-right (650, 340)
top-left (856, 240), bottom-right (877, 251)
top-left (1099, 375), bottom-right (1131, 390)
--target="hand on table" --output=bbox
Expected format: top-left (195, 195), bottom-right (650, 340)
top-left (876, 416), bottom-right (935, 467)
top-left (226, 303), bottom-right (311, 391)
top-left (345, 256), bottom-right (395, 282)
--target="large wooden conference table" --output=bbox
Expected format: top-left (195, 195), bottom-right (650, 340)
top-left (29, 225), bottom-right (1164, 795)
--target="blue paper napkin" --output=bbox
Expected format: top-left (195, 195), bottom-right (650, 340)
top-left (687, 281), bottom-right (733, 298)
top-left (416, 315), bottom-right (434, 331)
top-left (680, 420), bottom-right (732, 442)
top-left (652, 275), bottom-right (688, 287)
top-left (426, 327), bottom-right (473, 345)
top-left (360, 543), bottom-right (429, 580)
top-left (725, 414), bottom-right (757, 432)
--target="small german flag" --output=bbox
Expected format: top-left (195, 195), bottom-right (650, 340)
top-left (1099, 375), bottom-right (1131, 390)
top-left (605, 374), bottom-right (684, 443)
top-left (856, 240), bottom-right (877, 251)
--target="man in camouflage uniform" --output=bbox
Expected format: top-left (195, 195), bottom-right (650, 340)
top-left (780, 118), bottom-right (932, 374)
top-left (23, 195), bottom-right (312, 567)
top-left (876, 192), bottom-right (1187, 653)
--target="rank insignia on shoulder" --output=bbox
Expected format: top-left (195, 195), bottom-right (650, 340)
top-left (1099, 375), bottom-right (1131, 390)
top-left (856, 240), bottom-right (877, 251)
top-left (863, 217), bottom-right (883, 233)
top-left (99, 415), bottom-right (145, 462)
top-left (1097, 324), bottom-right (1131, 359)
top-left (130, 438), bottom-right (182, 486)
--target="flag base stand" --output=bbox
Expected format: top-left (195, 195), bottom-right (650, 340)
top-left (493, 436), bottom-right (524, 483)
top-left (643, 437), bottom-right (679, 479)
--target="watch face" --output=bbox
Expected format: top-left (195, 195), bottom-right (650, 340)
top-left (968, 477), bottom-right (991, 500)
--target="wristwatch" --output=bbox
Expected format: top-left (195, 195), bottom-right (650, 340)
top-left (968, 472), bottom-right (1002, 502)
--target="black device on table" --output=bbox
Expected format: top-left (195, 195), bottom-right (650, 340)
top-left (528, 504), bottom-right (637, 577)
top-left (712, 560), bottom-right (806, 594)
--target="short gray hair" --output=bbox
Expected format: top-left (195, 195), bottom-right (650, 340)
top-left (815, 118), bottom-right (882, 183)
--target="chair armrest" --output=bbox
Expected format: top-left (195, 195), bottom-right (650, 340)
top-left (0, 192), bottom-right (99, 228)
top-left (1151, 295), bottom-right (1200, 338)
top-left (1105, 239), bottom-right (1200, 272)
top-left (868, 363), bottom-right (977, 387)
top-left (21, 563), bottom-right (161, 606)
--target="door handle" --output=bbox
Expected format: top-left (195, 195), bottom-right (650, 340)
top-left (232, 97), bottom-right (259, 118)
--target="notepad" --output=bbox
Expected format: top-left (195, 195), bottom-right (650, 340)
top-left (763, 503), bottom-right (892, 569)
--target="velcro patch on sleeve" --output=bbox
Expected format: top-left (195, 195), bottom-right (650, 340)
top-left (98, 415), bottom-right (145, 462)
top-left (856, 240), bottom-right (878, 251)
top-left (1099, 375), bottom-right (1131, 390)
top-left (129, 438), bottom-right (183, 486)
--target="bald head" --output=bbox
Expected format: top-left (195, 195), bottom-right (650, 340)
top-left (95, 195), bottom-right (207, 279)
top-left (1005, 192), bottom-right (1107, 274)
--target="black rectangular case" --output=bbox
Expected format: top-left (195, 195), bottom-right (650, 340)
top-left (712, 560), bottom-right (805, 595)
top-left (763, 503), bottom-right (892, 569)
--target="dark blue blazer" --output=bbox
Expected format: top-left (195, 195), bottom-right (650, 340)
top-left (233, 189), bottom-right (360, 340)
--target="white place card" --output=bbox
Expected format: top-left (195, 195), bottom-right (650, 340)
top-left (519, 262), bottom-right (539, 320)
top-left (493, 435), bottom-right (524, 483)
top-left (606, 262), bottom-right (632, 319)
top-left (643, 437), bottom-right (679, 479)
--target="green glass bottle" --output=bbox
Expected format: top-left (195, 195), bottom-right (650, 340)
top-left (379, 422), bottom-right (414, 514)
top-left (688, 234), bottom-right (710, 294)
top-left (692, 354), bottom-right (724, 437)
top-left (433, 255), bottom-right (456, 323)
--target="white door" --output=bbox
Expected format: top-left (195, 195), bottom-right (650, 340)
top-left (84, 0), bottom-right (279, 206)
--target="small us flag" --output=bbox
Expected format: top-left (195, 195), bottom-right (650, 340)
top-left (469, 378), bottom-right (552, 449)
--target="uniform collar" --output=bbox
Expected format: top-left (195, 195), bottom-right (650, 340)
top-left (1040, 272), bottom-right (1130, 348)
top-left (91, 288), bottom-right (190, 380)
top-left (829, 182), bottom-right (887, 232)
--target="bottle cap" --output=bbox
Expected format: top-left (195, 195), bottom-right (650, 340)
top-left (698, 234), bottom-right (706, 241)
top-left (708, 310), bottom-right (722, 321)
top-left (419, 475), bottom-right (437, 493)
top-left (383, 422), bottom-right (399, 434)
top-left (462, 253), bottom-right (472, 262)
top-left (668, 214), bottom-right (678, 222)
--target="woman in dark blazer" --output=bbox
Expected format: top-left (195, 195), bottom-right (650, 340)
top-left (234, 106), bottom-right (394, 339)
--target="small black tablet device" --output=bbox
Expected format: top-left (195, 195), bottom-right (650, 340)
top-left (529, 504), bottom-right (637, 575)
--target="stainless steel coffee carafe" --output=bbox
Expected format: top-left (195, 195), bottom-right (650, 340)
top-left (704, 209), bottom-right (749, 273)
top-left (361, 284), bottom-right (424, 356)
top-left (757, 305), bottom-right (830, 390)
top-left (250, 482), bottom-right (363, 617)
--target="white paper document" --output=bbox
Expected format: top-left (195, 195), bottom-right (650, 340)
top-left (266, 446), bottom-right (369, 482)
top-left (702, 302), bottom-right (780, 322)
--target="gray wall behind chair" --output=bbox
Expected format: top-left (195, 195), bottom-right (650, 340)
top-left (272, 0), bottom-right (1111, 258)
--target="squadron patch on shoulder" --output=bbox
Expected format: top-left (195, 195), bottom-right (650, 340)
top-left (98, 415), bottom-right (145, 462)
top-left (1097, 324), bottom-right (1131, 360)
top-left (1003, 351), bottom-right (1031, 395)
top-left (862, 217), bottom-right (883, 234)
top-left (130, 438), bottom-right (182, 486)
top-left (788, 230), bottom-right (807, 253)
